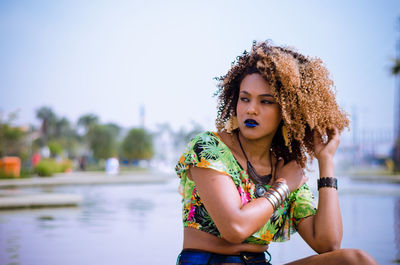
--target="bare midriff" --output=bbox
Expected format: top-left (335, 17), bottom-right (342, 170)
top-left (183, 227), bottom-right (269, 255)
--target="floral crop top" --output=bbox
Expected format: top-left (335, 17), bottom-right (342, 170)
top-left (175, 131), bottom-right (317, 245)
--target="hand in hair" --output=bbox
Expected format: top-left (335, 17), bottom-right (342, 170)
top-left (313, 128), bottom-right (340, 162)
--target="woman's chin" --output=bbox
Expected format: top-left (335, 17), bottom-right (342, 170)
top-left (239, 127), bottom-right (263, 139)
top-left (239, 126), bottom-right (275, 141)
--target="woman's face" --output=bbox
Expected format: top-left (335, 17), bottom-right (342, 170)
top-left (236, 73), bottom-right (282, 140)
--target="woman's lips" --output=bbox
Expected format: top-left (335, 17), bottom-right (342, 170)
top-left (244, 119), bottom-right (259, 128)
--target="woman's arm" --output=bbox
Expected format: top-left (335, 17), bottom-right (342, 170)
top-left (190, 159), bottom-right (306, 244)
top-left (297, 128), bottom-right (343, 253)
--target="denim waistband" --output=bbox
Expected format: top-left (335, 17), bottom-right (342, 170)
top-left (177, 249), bottom-right (272, 265)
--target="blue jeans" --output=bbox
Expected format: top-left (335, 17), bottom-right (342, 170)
top-left (177, 249), bottom-right (272, 265)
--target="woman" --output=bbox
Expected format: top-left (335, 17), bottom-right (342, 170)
top-left (175, 41), bottom-right (378, 265)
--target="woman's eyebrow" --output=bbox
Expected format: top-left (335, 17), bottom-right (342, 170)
top-left (240, 91), bottom-right (273, 97)
top-left (259, 93), bottom-right (274, 97)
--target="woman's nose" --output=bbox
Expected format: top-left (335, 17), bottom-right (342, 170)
top-left (247, 104), bottom-right (258, 115)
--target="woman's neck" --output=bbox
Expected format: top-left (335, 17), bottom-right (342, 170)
top-left (237, 131), bottom-right (272, 163)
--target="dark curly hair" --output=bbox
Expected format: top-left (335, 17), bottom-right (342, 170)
top-left (214, 40), bottom-right (349, 167)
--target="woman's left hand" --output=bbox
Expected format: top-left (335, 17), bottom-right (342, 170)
top-left (313, 128), bottom-right (340, 161)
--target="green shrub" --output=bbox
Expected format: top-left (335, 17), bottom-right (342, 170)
top-left (59, 159), bottom-right (73, 172)
top-left (34, 158), bottom-right (73, 176)
top-left (47, 141), bottom-right (63, 157)
top-left (34, 159), bottom-right (60, 177)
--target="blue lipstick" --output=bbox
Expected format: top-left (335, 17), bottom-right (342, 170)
top-left (244, 119), bottom-right (259, 128)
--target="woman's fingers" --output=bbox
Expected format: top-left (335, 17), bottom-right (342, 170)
top-left (313, 127), bottom-right (341, 160)
top-left (301, 172), bottom-right (309, 186)
top-left (326, 128), bottom-right (340, 149)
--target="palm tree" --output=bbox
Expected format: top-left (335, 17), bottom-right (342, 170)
top-left (392, 55), bottom-right (400, 171)
top-left (55, 117), bottom-right (70, 138)
top-left (392, 59), bottom-right (400, 75)
top-left (77, 113), bottom-right (99, 134)
top-left (36, 106), bottom-right (56, 145)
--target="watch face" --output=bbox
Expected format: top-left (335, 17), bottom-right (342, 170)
top-left (255, 184), bottom-right (267, 198)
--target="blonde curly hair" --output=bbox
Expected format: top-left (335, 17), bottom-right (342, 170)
top-left (215, 40), bottom-right (350, 167)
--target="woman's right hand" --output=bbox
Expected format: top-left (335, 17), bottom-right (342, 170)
top-left (275, 158), bottom-right (307, 192)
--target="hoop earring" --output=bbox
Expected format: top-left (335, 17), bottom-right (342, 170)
top-left (282, 125), bottom-right (289, 146)
top-left (225, 116), bottom-right (239, 133)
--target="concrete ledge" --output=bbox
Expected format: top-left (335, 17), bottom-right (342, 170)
top-left (0, 171), bottom-right (172, 188)
top-left (347, 174), bottom-right (400, 183)
top-left (0, 193), bottom-right (82, 209)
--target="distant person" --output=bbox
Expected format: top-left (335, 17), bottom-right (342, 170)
top-left (79, 156), bottom-right (86, 171)
top-left (175, 41), bottom-right (378, 264)
top-left (40, 145), bottom-right (50, 158)
top-left (32, 152), bottom-right (41, 167)
top-left (105, 157), bottom-right (119, 175)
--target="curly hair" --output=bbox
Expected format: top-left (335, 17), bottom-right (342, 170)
top-left (215, 40), bottom-right (349, 167)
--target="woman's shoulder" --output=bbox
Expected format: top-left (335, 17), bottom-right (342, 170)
top-left (184, 131), bottom-right (226, 149)
top-left (190, 131), bottom-right (221, 142)
top-left (176, 130), bottom-right (240, 180)
top-left (193, 130), bottom-right (216, 138)
top-left (189, 131), bottom-right (237, 153)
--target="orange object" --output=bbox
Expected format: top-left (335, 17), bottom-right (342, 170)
top-left (0, 157), bottom-right (21, 178)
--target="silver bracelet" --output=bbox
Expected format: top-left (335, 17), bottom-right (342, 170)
top-left (263, 182), bottom-right (291, 210)
top-left (264, 193), bottom-right (278, 209)
top-left (270, 186), bottom-right (285, 201)
top-left (270, 182), bottom-right (290, 200)
top-left (269, 188), bottom-right (283, 205)
top-left (273, 182), bottom-right (290, 198)
top-left (274, 185), bottom-right (289, 199)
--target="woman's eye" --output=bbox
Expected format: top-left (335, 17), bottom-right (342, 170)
top-left (261, 100), bottom-right (274, 104)
top-left (240, 97), bottom-right (249, 102)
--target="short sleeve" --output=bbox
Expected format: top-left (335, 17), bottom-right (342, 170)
top-left (290, 184), bottom-right (317, 227)
top-left (175, 131), bottom-right (230, 174)
top-left (175, 132), bottom-right (240, 197)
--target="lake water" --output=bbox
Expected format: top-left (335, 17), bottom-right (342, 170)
top-left (0, 176), bottom-right (399, 265)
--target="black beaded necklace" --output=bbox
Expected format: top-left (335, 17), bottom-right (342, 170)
top-left (236, 132), bottom-right (273, 186)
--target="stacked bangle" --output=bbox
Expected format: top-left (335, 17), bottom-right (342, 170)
top-left (317, 177), bottom-right (338, 190)
top-left (263, 181), bottom-right (290, 211)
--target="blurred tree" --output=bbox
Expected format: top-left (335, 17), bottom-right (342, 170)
top-left (77, 113), bottom-right (100, 158)
top-left (77, 113), bottom-right (99, 134)
top-left (54, 116), bottom-right (81, 158)
top-left (88, 124), bottom-right (118, 160)
top-left (36, 106), bottom-right (56, 145)
top-left (0, 111), bottom-right (27, 158)
top-left (392, 17), bottom-right (400, 171)
top-left (392, 59), bottom-right (400, 75)
top-left (121, 128), bottom-right (154, 160)
top-left (47, 140), bottom-right (63, 157)
top-left (392, 58), bottom-right (400, 171)
top-left (104, 122), bottom-right (121, 139)
top-left (55, 117), bottom-right (70, 138)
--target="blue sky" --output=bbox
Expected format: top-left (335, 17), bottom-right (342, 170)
top-left (0, 0), bottom-right (399, 141)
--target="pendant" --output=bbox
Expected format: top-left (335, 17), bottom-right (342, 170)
top-left (247, 161), bottom-right (272, 185)
top-left (255, 184), bottom-right (267, 198)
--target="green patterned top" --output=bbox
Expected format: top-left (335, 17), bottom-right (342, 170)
top-left (175, 131), bottom-right (317, 245)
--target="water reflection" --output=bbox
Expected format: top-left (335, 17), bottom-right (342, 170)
top-left (6, 233), bottom-right (20, 265)
top-left (0, 178), bottom-right (398, 265)
top-left (395, 198), bottom-right (400, 263)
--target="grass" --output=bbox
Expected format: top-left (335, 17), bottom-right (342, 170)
top-left (0, 169), bottom-right (33, 179)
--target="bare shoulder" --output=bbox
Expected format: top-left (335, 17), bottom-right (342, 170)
top-left (217, 131), bottom-right (233, 146)
top-left (218, 131), bottom-right (241, 157)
